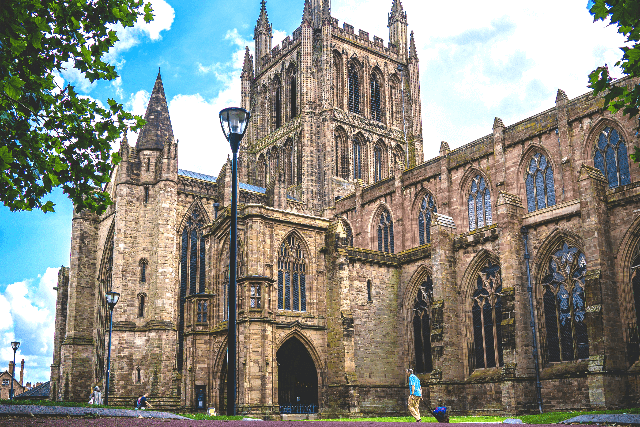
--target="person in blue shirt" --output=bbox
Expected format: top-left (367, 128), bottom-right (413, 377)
top-left (406, 368), bottom-right (422, 422)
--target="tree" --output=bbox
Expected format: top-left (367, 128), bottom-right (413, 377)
top-left (589, 0), bottom-right (640, 163)
top-left (0, 0), bottom-right (153, 213)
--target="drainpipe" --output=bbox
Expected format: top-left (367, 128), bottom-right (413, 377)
top-left (521, 226), bottom-right (543, 414)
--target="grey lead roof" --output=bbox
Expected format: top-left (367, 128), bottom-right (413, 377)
top-left (178, 169), bottom-right (266, 194)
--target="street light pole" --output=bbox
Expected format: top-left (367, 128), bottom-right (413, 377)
top-left (9, 341), bottom-right (20, 400)
top-left (104, 291), bottom-right (120, 406)
top-left (219, 107), bottom-right (250, 416)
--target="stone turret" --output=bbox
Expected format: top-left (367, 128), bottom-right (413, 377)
top-left (311, 0), bottom-right (330, 28)
top-left (241, 46), bottom-right (254, 112)
top-left (254, 0), bottom-right (272, 75)
top-left (388, 0), bottom-right (408, 59)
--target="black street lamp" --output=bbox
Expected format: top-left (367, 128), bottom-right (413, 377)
top-left (219, 107), bottom-right (250, 416)
top-left (104, 290), bottom-right (120, 406)
top-left (9, 341), bottom-right (19, 400)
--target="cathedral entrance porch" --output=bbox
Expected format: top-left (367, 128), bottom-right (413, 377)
top-left (277, 337), bottom-right (319, 414)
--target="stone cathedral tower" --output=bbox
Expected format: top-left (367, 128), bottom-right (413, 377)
top-left (53, 0), bottom-right (640, 417)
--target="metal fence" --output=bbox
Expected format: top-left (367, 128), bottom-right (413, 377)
top-left (279, 404), bottom-right (318, 414)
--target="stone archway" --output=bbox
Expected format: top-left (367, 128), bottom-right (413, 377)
top-left (276, 337), bottom-right (318, 413)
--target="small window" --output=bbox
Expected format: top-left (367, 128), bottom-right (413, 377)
top-left (146, 158), bottom-right (150, 172)
top-left (138, 294), bottom-right (145, 318)
top-left (140, 260), bottom-right (148, 283)
top-left (144, 186), bottom-right (149, 204)
top-left (250, 284), bottom-right (262, 308)
top-left (367, 279), bottom-right (373, 302)
top-left (136, 367), bottom-right (141, 384)
top-left (197, 300), bottom-right (208, 323)
top-left (2, 379), bottom-right (9, 385)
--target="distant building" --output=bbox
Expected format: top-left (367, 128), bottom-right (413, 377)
top-left (0, 360), bottom-right (25, 400)
top-left (52, 0), bottom-right (640, 416)
top-left (14, 381), bottom-right (51, 401)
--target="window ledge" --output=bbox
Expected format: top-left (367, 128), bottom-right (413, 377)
top-left (540, 360), bottom-right (588, 380)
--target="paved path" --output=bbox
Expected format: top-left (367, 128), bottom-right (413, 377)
top-left (0, 421), bottom-right (561, 427)
top-left (562, 414), bottom-right (640, 424)
top-left (0, 403), bottom-right (188, 419)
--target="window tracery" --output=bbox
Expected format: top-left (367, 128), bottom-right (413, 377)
top-left (374, 144), bottom-right (384, 182)
top-left (472, 262), bottom-right (503, 369)
top-left (418, 194), bottom-right (437, 246)
top-left (348, 64), bottom-right (360, 114)
top-left (594, 126), bottom-right (631, 188)
top-left (377, 209), bottom-right (394, 253)
top-left (468, 175), bottom-right (492, 231)
top-left (542, 243), bottom-right (589, 362)
top-left (353, 137), bottom-right (366, 181)
top-left (370, 74), bottom-right (381, 121)
top-left (277, 234), bottom-right (307, 312)
top-left (525, 153), bottom-right (556, 212)
top-left (413, 278), bottom-right (433, 373)
top-left (335, 129), bottom-right (349, 179)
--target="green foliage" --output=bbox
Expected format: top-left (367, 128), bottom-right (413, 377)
top-left (589, 0), bottom-right (640, 161)
top-left (0, 0), bottom-right (153, 213)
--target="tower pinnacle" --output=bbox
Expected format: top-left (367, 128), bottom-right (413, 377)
top-left (136, 71), bottom-right (174, 151)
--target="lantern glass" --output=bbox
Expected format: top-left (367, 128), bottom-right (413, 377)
top-left (11, 341), bottom-right (20, 351)
top-left (219, 108), bottom-right (250, 141)
top-left (106, 291), bottom-right (120, 307)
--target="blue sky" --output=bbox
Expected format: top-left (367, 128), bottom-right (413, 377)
top-left (0, 0), bottom-right (625, 384)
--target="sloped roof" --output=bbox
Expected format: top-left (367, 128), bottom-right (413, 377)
top-left (178, 169), bottom-right (266, 194)
top-left (14, 381), bottom-right (50, 400)
top-left (136, 70), bottom-right (174, 151)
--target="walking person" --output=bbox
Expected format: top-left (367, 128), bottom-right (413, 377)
top-left (89, 386), bottom-right (102, 405)
top-left (406, 368), bottom-right (422, 422)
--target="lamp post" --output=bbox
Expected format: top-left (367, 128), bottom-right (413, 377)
top-left (9, 341), bottom-right (19, 400)
top-left (104, 290), bottom-right (120, 406)
top-left (219, 107), bottom-right (250, 416)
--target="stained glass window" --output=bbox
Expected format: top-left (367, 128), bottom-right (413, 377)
top-left (594, 127), bottom-right (631, 188)
top-left (418, 194), bottom-right (437, 246)
top-left (348, 64), bottom-right (360, 114)
top-left (472, 262), bottom-right (503, 369)
top-left (377, 209), bottom-right (394, 253)
top-left (277, 235), bottom-right (307, 312)
top-left (525, 153), bottom-right (556, 212)
top-left (371, 75), bottom-right (381, 121)
top-left (413, 278), bottom-right (433, 373)
top-left (542, 243), bottom-right (589, 362)
top-left (468, 175), bottom-right (492, 231)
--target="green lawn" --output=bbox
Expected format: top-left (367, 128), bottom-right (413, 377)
top-left (316, 408), bottom-right (640, 424)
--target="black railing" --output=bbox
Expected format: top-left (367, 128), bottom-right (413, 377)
top-left (279, 404), bottom-right (318, 414)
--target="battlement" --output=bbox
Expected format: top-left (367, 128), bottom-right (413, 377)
top-left (330, 18), bottom-right (399, 58)
top-left (258, 26), bottom-right (302, 76)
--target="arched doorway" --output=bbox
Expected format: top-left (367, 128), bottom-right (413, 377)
top-left (277, 337), bottom-right (318, 413)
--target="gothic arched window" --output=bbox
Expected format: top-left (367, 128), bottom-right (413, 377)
top-left (418, 194), bottom-right (437, 246)
top-left (472, 262), bottom-right (504, 369)
top-left (348, 64), bottom-right (360, 114)
top-left (138, 293), bottom-right (146, 318)
top-left (377, 209), bottom-right (394, 253)
top-left (374, 144), bottom-right (383, 182)
top-left (371, 75), bottom-right (381, 121)
top-left (353, 137), bottom-right (365, 181)
top-left (468, 175), bottom-right (492, 231)
top-left (139, 259), bottom-right (148, 282)
top-left (275, 86), bottom-right (282, 129)
top-left (525, 153), bottom-right (556, 212)
top-left (542, 243), bottom-right (589, 362)
top-left (277, 234), bottom-right (307, 312)
top-left (413, 278), bottom-right (433, 373)
top-left (335, 130), bottom-right (349, 179)
top-left (258, 154), bottom-right (267, 187)
top-left (290, 76), bottom-right (297, 119)
top-left (178, 208), bottom-right (207, 370)
top-left (594, 126), bottom-right (631, 189)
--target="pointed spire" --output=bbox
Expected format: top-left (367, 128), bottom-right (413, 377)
top-left (391, 0), bottom-right (404, 13)
top-left (409, 31), bottom-right (417, 59)
top-left (322, 0), bottom-right (331, 21)
top-left (242, 46), bottom-right (254, 77)
top-left (136, 71), bottom-right (174, 151)
top-left (389, 0), bottom-right (406, 23)
top-left (256, 0), bottom-right (270, 29)
top-left (302, 0), bottom-right (313, 25)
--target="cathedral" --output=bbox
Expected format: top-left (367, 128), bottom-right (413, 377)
top-left (51, 0), bottom-right (640, 416)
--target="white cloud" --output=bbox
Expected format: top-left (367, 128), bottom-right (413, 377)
top-left (105, 0), bottom-right (175, 69)
top-left (0, 267), bottom-right (59, 383)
